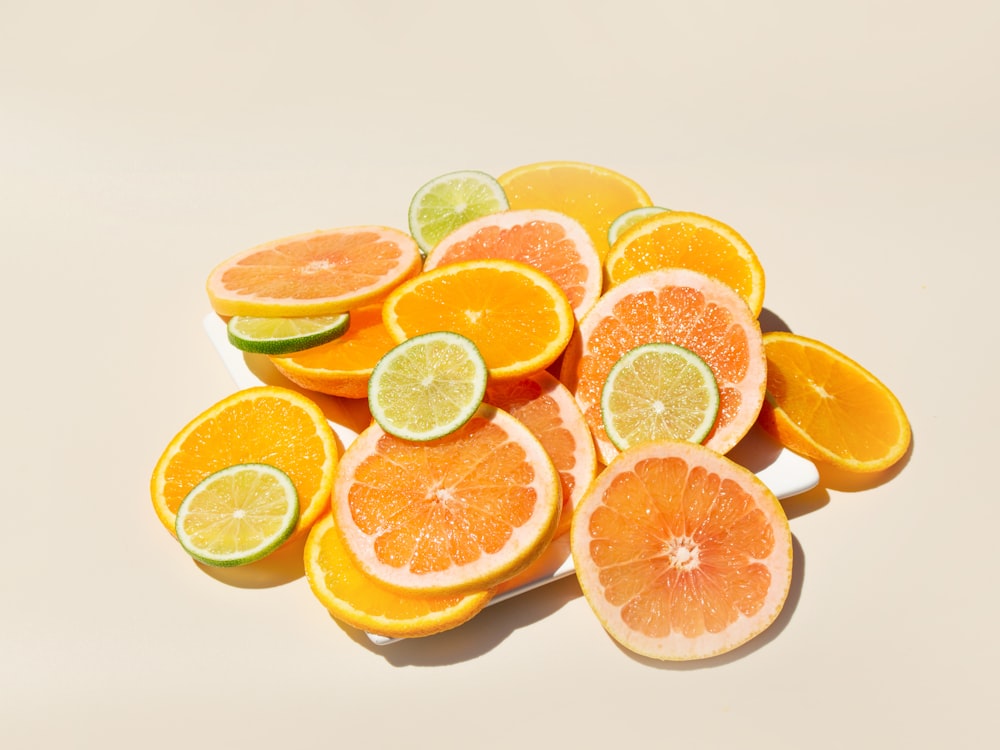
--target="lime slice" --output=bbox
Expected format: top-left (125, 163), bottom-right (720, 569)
top-left (601, 342), bottom-right (720, 451)
top-left (227, 313), bottom-right (350, 355)
top-left (408, 170), bottom-right (509, 256)
top-left (607, 206), bottom-right (670, 247)
top-left (368, 331), bottom-right (488, 441)
top-left (175, 463), bottom-right (300, 567)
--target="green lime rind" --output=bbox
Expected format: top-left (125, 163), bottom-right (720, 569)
top-left (601, 342), bottom-right (720, 452)
top-left (408, 170), bottom-right (509, 256)
top-left (607, 206), bottom-right (671, 247)
top-left (227, 313), bottom-right (351, 355)
top-left (175, 463), bottom-right (300, 567)
top-left (368, 331), bottom-right (489, 441)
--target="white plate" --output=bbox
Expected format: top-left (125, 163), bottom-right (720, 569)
top-left (203, 312), bottom-right (820, 645)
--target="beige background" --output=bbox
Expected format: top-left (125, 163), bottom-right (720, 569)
top-left (3, 1), bottom-right (997, 747)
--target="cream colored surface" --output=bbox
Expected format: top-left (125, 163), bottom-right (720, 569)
top-left (3, 1), bottom-right (997, 747)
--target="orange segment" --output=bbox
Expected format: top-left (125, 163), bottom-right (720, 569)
top-left (758, 331), bottom-right (911, 472)
top-left (605, 211), bottom-right (766, 317)
top-left (570, 440), bottom-right (793, 661)
top-left (382, 259), bottom-right (574, 380)
top-left (304, 514), bottom-right (492, 639)
top-left (269, 304), bottom-right (396, 399)
top-left (206, 226), bottom-right (422, 317)
top-left (498, 161), bottom-right (653, 263)
top-left (485, 371), bottom-right (597, 538)
top-left (150, 386), bottom-right (338, 543)
top-left (562, 268), bottom-right (766, 464)
top-left (423, 208), bottom-right (603, 320)
top-left (331, 405), bottom-right (562, 595)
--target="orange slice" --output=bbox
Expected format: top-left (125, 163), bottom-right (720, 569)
top-left (269, 304), bottom-right (396, 399)
top-left (382, 259), bottom-right (574, 380)
top-left (150, 386), bottom-right (338, 543)
top-left (331, 404), bottom-right (562, 595)
top-left (206, 226), bottom-right (422, 317)
top-left (758, 331), bottom-right (911, 472)
top-left (561, 268), bottom-right (766, 464)
top-left (423, 208), bottom-right (603, 320)
top-left (304, 514), bottom-right (492, 639)
top-left (605, 211), bottom-right (766, 318)
top-left (485, 371), bottom-right (597, 538)
top-left (571, 440), bottom-right (793, 661)
top-left (498, 161), bottom-right (653, 262)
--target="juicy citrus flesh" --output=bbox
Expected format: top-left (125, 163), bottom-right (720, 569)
top-left (601, 343), bottom-right (721, 451)
top-left (485, 371), bottom-right (597, 539)
top-left (368, 331), bottom-right (488, 441)
top-left (571, 440), bottom-right (793, 661)
top-left (175, 463), bottom-right (299, 567)
top-left (226, 312), bottom-right (350, 355)
top-left (408, 170), bottom-right (510, 255)
top-left (150, 386), bottom-right (338, 542)
top-left (206, 226), bottom-right (422, 317)
top-left (562, 268), bottom-right (766, 464)
top-left (423, 208), bottom-right (602, 320)
top-left (332, 405), bottom-right (562, 595)
top-left (269, 304), bottom-right (397, 399)
top-left (498, 161), bottom-right (652, 262)
top-left (758, 332), bottom-right (911, 472)
top-left (605, 211), bottom-right (766, 318)
top-left (305, 514), bottom-right (492, 639)
top-left (382, 259), bottom-right (574, 381)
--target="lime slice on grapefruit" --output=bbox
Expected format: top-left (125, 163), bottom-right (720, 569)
top-left (368, 331), bottom-right (488, 441)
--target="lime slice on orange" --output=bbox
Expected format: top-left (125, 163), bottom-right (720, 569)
top-left (174, 463), bottom-right (300, 567)
top-left (407, 170), bottom-right (509, 256)
top-left (607, 206), bottom-right (670, 247)
top-left (227, 313), bottom-right (350, 355)
top-left (600, 342), bottom-right (720, 451)
top-left (368, 331), bottom-right (488, 441)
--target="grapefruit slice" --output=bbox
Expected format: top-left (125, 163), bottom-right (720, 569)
top-left (423, 208), bottom-right (603, 320)
top-left (561, 268), bottom-right (766, 464)
top-left (571, 440), bottom-right (793, 661)
top-left (206, 226), bottom-right (422, 317)
top-left (331, 404), bottom-right (561, 596)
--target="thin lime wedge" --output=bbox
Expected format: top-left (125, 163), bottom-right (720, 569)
top-left (607, 206), bottom-right (670, 247)
top-left (227, 313), bottom-right (350, 355)
top-left (408, 170), bottom-right (509, 256)
top-left (368, 331), bottom-right (488, 441)
top-left (601, 342), bottom-right (720, 451)
top-left (175, 463), bottom-right (299, 567)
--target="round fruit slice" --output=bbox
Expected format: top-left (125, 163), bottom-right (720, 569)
top-left (601, 342), bottom-right (720, 451)
top-left (571, 440), bottom-right (793, 661)
top-left (498, 160), bottom-right (653, 262)
top-left (607, 206), bottom-right (669, 247)
top-left (758, 331), bottom-right (911, 472)
top-left (269, 304), bottom-right (396, 399)
top-left (227, 312), bottom-right (350, 355)
top-left (423, 208), bottom-right (602, 320)
top-left (605, 211), bottom-right (766, 317)
top-left (408, 170), bottom-right (509, 256)
top-left (368, 331), bottom-right (488, 441)
top-left (332, 404), bottom-right (561, 595)
top-left (206, 226), bottom-right (422, 317)
top-left (485, 370), bottom-right (597, 538)
top-left (150, 386), bottom-right (338, 541)
top-left (304, 514), bottom-right (492, 639)
top-left (561, 268), bottom-right (766, 464)
top-left (382, 258), bottom-right (574, 380)
top-left (175, 463), bottom-right (299, 567)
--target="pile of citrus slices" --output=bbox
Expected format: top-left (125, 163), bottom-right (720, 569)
top-left (151, 161), bottom-right (911, 661)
